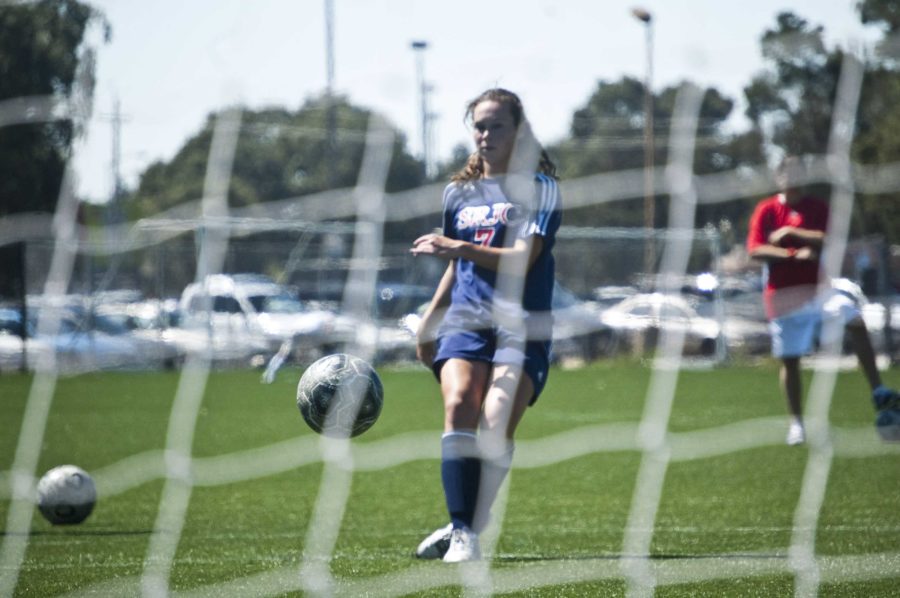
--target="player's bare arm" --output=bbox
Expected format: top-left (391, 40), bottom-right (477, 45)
top-left (749, 243), bottom-right (819, 263)
top-left (415, 262), bottom-right (456, 364)
top-left (767, 225), bottom-right (825, 248)
top-left (411, 233), bottom-right (544, 272)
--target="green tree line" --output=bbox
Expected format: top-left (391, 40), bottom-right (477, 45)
top-left (2, 0), bottom-right (899, 250)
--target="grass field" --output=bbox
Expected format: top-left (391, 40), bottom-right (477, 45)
top-left (1, 359), bottom-right (899, 596)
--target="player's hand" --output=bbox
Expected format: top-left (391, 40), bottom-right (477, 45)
top-left (794, 246), bottom-right (818, 261)
top-left (416, 339), bottom-right (436, 367)
top-left (414, 310), bottom-right (440, 366)
top-left (768, 226), bottom-right (796, 246)
top-left (410, 233), bottom-right (462, 259)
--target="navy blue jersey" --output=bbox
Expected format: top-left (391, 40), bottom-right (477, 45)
top-left (440, 174), bottom-right (561, 336)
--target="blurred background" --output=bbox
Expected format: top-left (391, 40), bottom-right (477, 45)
top-left (1, 0), bottom-right (898, 374)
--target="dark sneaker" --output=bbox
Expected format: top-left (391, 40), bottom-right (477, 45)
top-left (873, 386), bottom-right (900, 411)
top-left (875, 407), bottom-right (900, 442)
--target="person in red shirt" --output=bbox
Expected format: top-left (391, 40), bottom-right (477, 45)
top-left (747, 156), bottom-right (899, 445)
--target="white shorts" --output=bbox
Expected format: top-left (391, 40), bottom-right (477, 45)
top-left (769, 289), bottom-right (861, 358)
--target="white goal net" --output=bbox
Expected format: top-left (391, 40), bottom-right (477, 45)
top-left (2, 19), bottom-right (900, 598)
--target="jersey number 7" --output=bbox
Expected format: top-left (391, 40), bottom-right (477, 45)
top-left (473, 227), bottom-right (495, 246)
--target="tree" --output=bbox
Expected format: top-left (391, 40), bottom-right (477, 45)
top-left (433, 143), bottom-right (471, 181)
top-left (129, 95), bottom-right (424, 217)
top-left (743, 13), bottom-right (845, 157)
top-left (858, 0), bottom-right (900, 65)
top-left (743, 10), bottom-right (900, 242)
top-left (0, 0), bottom-right (105, 216)
top-left (124, 95), bottom-right (427, 288)
top-left (854, 0), bottom-right (900, 245)
top-left (853, 65), bottom-right (900, 243)
top-left (556, 76), bottom-right (647, 180)
top-left (548, 76), bottom-right (764, 231)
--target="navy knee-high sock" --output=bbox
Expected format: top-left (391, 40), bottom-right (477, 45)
top-left (441, 431), bottom-right (480, 530)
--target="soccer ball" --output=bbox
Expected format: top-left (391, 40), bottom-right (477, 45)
top-left (296, 353), bottom-right (384, 438)
top-left (36, 465), bottom-right (96, 525)
top-left (875, 408), bottom-right (900, 442)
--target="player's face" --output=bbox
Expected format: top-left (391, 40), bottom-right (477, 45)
top-left (776, 158), bottom-right (806, 202)
top-left (472, 100), bottom-right (517, 176)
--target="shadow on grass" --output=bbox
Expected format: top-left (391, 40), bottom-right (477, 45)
top-left (494, 552), bottom-right (788, 563)
top-left (2, 529), bottom-right (155, 537)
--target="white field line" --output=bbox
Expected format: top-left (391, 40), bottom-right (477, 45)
top-left (55, 551), bottom-right (900, 598)
top-left (3, 420), bottom-right (895, 502)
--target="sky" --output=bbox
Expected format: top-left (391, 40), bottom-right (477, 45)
top-left (71, 0), bottom-right (880, 203)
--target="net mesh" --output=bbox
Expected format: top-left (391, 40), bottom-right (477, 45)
top-left (2, 40), bottom-right (900, 598)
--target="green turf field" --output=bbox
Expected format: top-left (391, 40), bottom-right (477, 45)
top-left (1, 360), bottom-right (899, 596)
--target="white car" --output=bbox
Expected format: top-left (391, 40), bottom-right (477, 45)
top-left (89, 306), bottom-right (185, 369)
top-left (0, 305), bottom-right (175, 374)
top-left (551, 283), bottom-right (618, 363)
top-left (600, 293), bottom-right (722, 356)
top-left (0, 308), bottom-right (31, 372)
top-left (178, 274), bottom-right (355, 363)
top-left (397, 282), bottom-right (618, 365)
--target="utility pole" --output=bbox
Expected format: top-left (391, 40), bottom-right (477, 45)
top-left (324, 0), bottom-right (338, 187)
top-left (411, 40), bottom-right (431, 178)
top-left (110, 97), bottom-right (123, 203)
top-left (97, 96), bottom-right (128, 204)
top-left (632, 7), bottom-right (655, 279)
top-left (97, 97), bottom-right (129, 230)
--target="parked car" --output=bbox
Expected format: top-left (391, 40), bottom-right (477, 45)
top-left (396, 282), bottom-right (617, 365)
top-left (370, 283), bottom-right (436, 364)
top-left (158, 325), bottom-right (273, 368)
top-left (551, 283), bottom-right (617, 363)
top-left (0, 301), bottom-right (182, 374)
top-left (591, 285), bottom-right (639, 308)
top-left (90, 305), bottom-right (185, 369)
top-left (0, 307), bottom-right (28, 372)
top-left (693, 287), bottom-right (771, 356)
top-left (178, 274), bottom-right (356, 364)
top-left (600, 293), bottom-right (722, 356)
top-left (719, 316), bottom-right (771, 356)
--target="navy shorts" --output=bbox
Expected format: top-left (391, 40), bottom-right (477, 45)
top-left (432, 327), bottom-right (551, 405)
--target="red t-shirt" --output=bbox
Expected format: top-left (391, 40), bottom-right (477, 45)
top-left (746, 194), bottom-right (828, 318)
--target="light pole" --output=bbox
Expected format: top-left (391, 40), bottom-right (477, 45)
top-left (632, 7), bottom-right (655, 278)
top-left (411, 40), bottom-right (431, 178)
top-left (324, 0), bottom-right (337, 187)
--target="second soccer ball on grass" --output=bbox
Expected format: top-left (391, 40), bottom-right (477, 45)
top-left (36, 464), bottom-right (96, 525)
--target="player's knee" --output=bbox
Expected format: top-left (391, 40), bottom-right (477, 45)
top-left (443, 391), bottom-right (481, 426)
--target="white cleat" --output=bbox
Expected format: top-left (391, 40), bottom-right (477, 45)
top-left (415, 523), bottom-right (452, 560)
top-left (442, 526), bottom-right (481, 563)
top-left (786, 421), bottom-right (806, 446)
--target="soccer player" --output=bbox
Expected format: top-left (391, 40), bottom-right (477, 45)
top-left (410, 88), bottom-right (561, 562)
top-left (746, 155), bottom-right (899, 445)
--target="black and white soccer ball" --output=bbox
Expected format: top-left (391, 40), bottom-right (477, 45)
top-left (296, 353), bottom-right (384, 438)
top-left (36, 465), bottom-right (96, 525)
